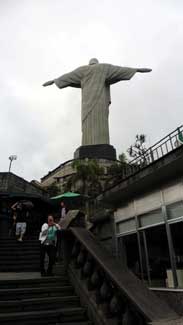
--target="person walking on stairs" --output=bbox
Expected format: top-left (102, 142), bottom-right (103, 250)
top-left (11, 202), bottom-right (27, 241)
top-left (39, 215), bottom-right (60, 276)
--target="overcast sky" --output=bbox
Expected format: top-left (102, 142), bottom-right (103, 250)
top-left (0, 0), bottom-right (183, 181)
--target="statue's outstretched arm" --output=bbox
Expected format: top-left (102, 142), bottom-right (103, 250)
top-left (42, 77), bottom-right (71, 89)
top-left (42, 80), bottom-right (54, 87)
top-left (136, 68), bottom-right (152, 73)
top-left (106, 64), bottom-right (152, 85)
top-left (43, 67), bottom-right (83, 89)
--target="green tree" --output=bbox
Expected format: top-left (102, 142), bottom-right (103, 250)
top-left (118, 152), bottom-right (128, 163)
top-left (127, 134), bottom-right (146, 158)
top-left (107, 157), bottom-right (128, 187)
top-left (67, 159), bottom-right (104, 197)
top-left (127, 134), bottom-right (149, 166)
top-left (66, 159), bottom-right (104, 220)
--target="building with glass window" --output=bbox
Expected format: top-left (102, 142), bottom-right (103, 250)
top-left (98, 126), bottom-right (183, 314)
top-left (115, 180), bottom-right (183, 289)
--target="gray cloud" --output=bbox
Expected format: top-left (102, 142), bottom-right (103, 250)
top-left (0, 0), bottom-right (182, 180)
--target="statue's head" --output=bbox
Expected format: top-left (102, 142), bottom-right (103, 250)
top-left (89, 58), bottom-right (99, 65)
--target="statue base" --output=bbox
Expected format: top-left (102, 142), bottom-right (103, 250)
top-left (74, 144), bottom-right (116, 160)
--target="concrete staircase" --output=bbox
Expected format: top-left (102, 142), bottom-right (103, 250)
top-left (0, 238), bottom-right (91, 325)
top-left (0, 238), bottom-right (40, 272)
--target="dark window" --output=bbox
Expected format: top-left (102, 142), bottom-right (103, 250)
top-left (121, 234), bottom-right (141, 278)
top-left (171, 221), bottom-right (183, 267)
top-left (144, 225), bottom-right (171, 287)
top-left (139, 209), bottom-right (163, 228)
top-left (167, 201), bottom-right (183, 220)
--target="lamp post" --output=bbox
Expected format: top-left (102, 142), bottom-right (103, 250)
top-left (8, 155), bottom-right (17, 173)
top-left (3, 155), bottom-right (18, 237)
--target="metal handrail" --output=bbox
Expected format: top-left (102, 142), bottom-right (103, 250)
top-left (102, 125), bottom-right (183, 195)
top-left (129, 125), bottom-right (183, 167)
top-left (131, 126), bottom-right (182, 160)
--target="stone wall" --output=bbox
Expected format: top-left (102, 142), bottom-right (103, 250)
top-left (0, 172), bottom-right (48, 198)
top-left (41, 161), bottom-right (75, 187)
top-left (0, 173), bottom-right (9, 191)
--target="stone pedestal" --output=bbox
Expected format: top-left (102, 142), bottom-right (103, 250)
top-left (74, 144), bottom-right (116, 160)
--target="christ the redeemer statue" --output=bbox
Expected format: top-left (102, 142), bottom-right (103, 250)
top-left (43, 58), bottom-right (151, 146)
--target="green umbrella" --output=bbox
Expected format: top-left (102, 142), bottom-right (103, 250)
top-left (51, 191), bottom-right (81, 200)
top-left (178, 131), bottom-right (183, 144)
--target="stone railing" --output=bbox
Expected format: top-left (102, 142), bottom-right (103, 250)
top-left (58, 227), bottom-right (178, 325)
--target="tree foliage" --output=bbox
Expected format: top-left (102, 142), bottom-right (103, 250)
top-left (66, 159), bottom-right (104, 197)
top-left (118, 152), bottom-right (128, 163)
top-left (127, 134), bottom-right (147, 159)
top-left (106, 153), bottom-right (129, 187)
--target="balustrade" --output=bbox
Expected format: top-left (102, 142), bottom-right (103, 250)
top-left (58, 228), bottom-right (176, 324)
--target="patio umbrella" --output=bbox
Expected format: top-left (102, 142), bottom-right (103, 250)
top-left (51, 191), bottom-right (81, 200)
top-left (50, 191), bottom-right (88, 210)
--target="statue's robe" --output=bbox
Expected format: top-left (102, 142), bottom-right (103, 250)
top-left (54, 64), bottom-right (137, 146)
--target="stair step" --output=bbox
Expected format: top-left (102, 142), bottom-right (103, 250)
top-left (0, 239), bottom-right (40, 246)
top-left (57, 323), bottom-right (92, 325)
top-left (0, 264), bottom-right (40, 268)
top-left (0, 251), bottom-right (40, 256)
top-left (0, 247), bottom-right (40, 251)
top-left (0, 259), bottom-right (40, 263)
top-left (0, 247), bottom-right (40, 252)
top-left (0, 258), bottom-right (40, 263)
top-left (0, 285), bottom-right (74, 300)
top-left (0, 259), bottom-right (65, 270)
top-left (0, 267), bottom-right (40, 272)
top-left (0, 239), bottom-right (91, 324)
top-left (0, 275), bottom-right (68, 292)
top-left (0, 277), bottom-right (69, 289)
top-left (0, 240), bottom-right (40, 244)
top-left (0, 237), bottom-right (40, 239)
top-left (0, 255), bottom-right (40, 259)
top-left (0, 246), bottom-right (40, 250)
top-left (0, 236), bottom-right (39, 243)
top-left (0, 295), bottom-right (80, 312)
top-left (0, 260), bottom-right (40, 265)
top-left (0, 265), bottom-right (40, 269)
top-left (0, 246), bottom-right (40, 249)
top-left (0, 242), bottom-right (40, 247)
top-left (0, 277), bottom-right (70, 288)
top-left (0, 307), bottom-right (87, 324)
top-left (0, 248), bottom-right (40, 253)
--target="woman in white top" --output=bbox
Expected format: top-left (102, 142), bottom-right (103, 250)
top-left (39, 215), bottom-right (60, 276)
